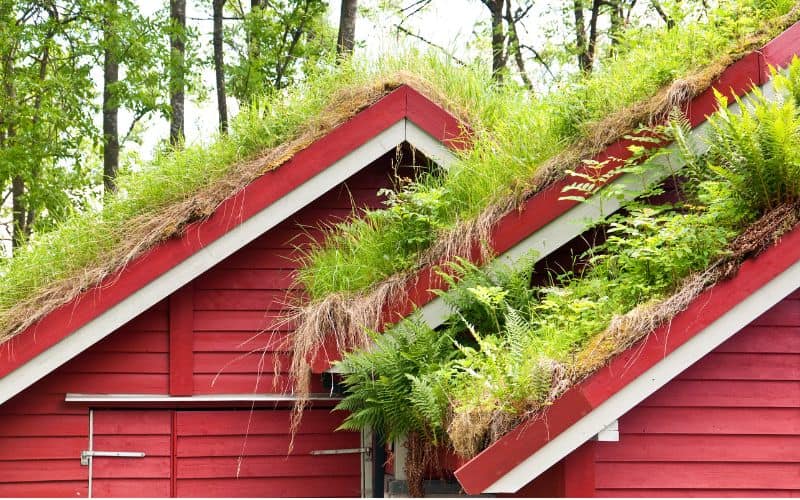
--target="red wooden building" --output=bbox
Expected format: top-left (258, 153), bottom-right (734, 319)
top-left (0, 87), bottom-right (462, 497)
top-left (3, 18), bottom-right (800, 499)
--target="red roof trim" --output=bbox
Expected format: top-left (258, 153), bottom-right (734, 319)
top-left (451, 25), bottom-right (800, 493)
top-left (0, 85), bottom-right (463, 380)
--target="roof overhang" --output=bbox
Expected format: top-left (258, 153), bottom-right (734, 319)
top-left (0, 85), bottom-right (463, 406)
top-left (456, 218), bottom-right (800, 494)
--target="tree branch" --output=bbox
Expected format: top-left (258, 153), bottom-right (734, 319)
top-left (394, 24), bottom-right (467, 65)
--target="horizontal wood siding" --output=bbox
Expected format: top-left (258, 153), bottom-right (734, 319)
top-left (0, 148), bottom-right (421, 496)
top-left (92, 410), bottom-right (172, 498)
top-left (191, 153), bottom-right (420, 395)
top-left (174, 410), bottom-right (360, 497)
top-left (593, 293), bottom-right (800, 497)
top-left (0, 302), bottom-right (169, 497)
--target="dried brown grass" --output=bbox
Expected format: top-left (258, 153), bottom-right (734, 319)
top-left (0, 71), bottom-right (470, 348)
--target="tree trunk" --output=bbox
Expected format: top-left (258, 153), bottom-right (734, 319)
top-left (170, 0), bottom-right (186, 146)
top-left (573, 0), bottom-right (601, 73)
top-left (586, 0), bottom-right (601, 71)
top-left (573, 0), bottom-right (589, 72)
top-left (213, 0), bottom-right (228, 134)
top-left (336, 0), bottom-right (357, 56)
top-left (11, 174), bottom-right (24, 249)
top-left (651, 0), bottom-right (675, 29)
top-left (489, 0), bottom-right (505, 80)
top-left (103, 0), bottom-right (120, 195)
top-left (248, 0), bottom-right (262, 61)
top-left (505, 1), bottom-right (532, 90)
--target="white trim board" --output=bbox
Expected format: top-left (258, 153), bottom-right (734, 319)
top-left (485, 245), bottom-right (800, 493)
top-left (413, 76), bottom-right (779, 332)
top-left (0, 118), bottom-right (457, 406)
top-left (65, 393), bottom-right (341, 404)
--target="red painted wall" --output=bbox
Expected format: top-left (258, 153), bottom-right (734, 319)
top-left (0, 148), bottom-right (419, 497)
top-left (513, 289), bottom-right (800, 497)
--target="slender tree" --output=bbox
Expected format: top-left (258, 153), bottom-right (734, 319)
top-left (103, 0), bottom-right (120, 194)
top-left (213, 0), bottom-right (228, 134)
top-left (0, 2), bottom-right (97, 252)
top-left (336, 0), bottom-right (357, 56)
top-left (484, 0), bottom-right (506, 78)
top-left (169, 0), bottom-right (186, 146)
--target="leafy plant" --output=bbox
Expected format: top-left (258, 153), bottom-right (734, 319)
top-left (334, 317), bottom-right (457, 445)
top-left (299, 1), bottom-right (797, 300)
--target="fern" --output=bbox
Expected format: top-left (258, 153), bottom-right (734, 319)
top-left (334, 316), bottom-right (456, 444)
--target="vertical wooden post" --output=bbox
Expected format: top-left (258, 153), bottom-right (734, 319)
top-left (563, 440), bottom-right (596, 497)
top-left (169, 284), bottom-right (194, 396)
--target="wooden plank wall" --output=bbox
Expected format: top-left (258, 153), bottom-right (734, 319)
top-left (0, 147), bottom-right (421, 497)
top-left (190, 154), bottom-right (420, 395)
top-left (0, 302), bottom-right (169, 497)
top-left (173, 409), bottom-right (360, 497)
top-left (592, 289), bottom-right (800, 497)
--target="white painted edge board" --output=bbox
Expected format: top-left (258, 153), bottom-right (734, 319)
top-left (0, 119), bottom-right (455, 406)
top-left (65, 393), bottom-right (341, 403)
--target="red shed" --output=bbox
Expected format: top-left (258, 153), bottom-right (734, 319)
top-left (0, 86), bottom-right (462, 497)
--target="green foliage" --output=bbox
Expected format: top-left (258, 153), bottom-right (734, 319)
top-left (334, 318), bottom-right (457, 444)
top-left (711, 91), bottom-right (800, 211)
top-left (334, 77), bottom-right (800, 444)
top-left (224, 0), bottom-right (334, 101)
top-left (436, 253), bottom-right (538, 337)
top-left (298, 0), bottom-right (796, 300)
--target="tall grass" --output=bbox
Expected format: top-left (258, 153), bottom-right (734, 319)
top-left (297, 0), bottom-right (796, 300)
top-left (335, 55), bottom-right (800, 459)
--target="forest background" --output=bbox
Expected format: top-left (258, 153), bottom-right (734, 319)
top-left (0, 0), bottom-right (712, 256)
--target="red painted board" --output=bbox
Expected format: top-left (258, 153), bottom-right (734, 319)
top-left (595, 434), bottom-right (800, 462)
top-left (174, 476), bottom-right (361, 498)
top-left (0, 481), bottom-right (86, 498)
top-left (594, 462), bottom-right (800, 490)
top-left (763, 20), bottom-right (800, 72)
top-left (596, 489), bottom-right (800, 497)
top-left (620, 406), bottom-right (800, 435)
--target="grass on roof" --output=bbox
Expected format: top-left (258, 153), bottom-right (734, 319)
top-left (334, 62), bottom-right (800, 465)
top-left (0, 54), bottom-right (475, 340)
top-left (295, 0), bottom-right (799, 301)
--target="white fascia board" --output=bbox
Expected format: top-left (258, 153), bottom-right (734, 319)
top-left (595, 419), bottom-right (619, 442)
top-left (415, 76), bottom-right (778, 331)
top-left (405, 120), bottom-right (459, 169)
top-left (0, 118), bottom-right (455, 406)
top-left (485, 244), bottom-right (800, 493)
top-left (64, 393), bottom-right (341, 404)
